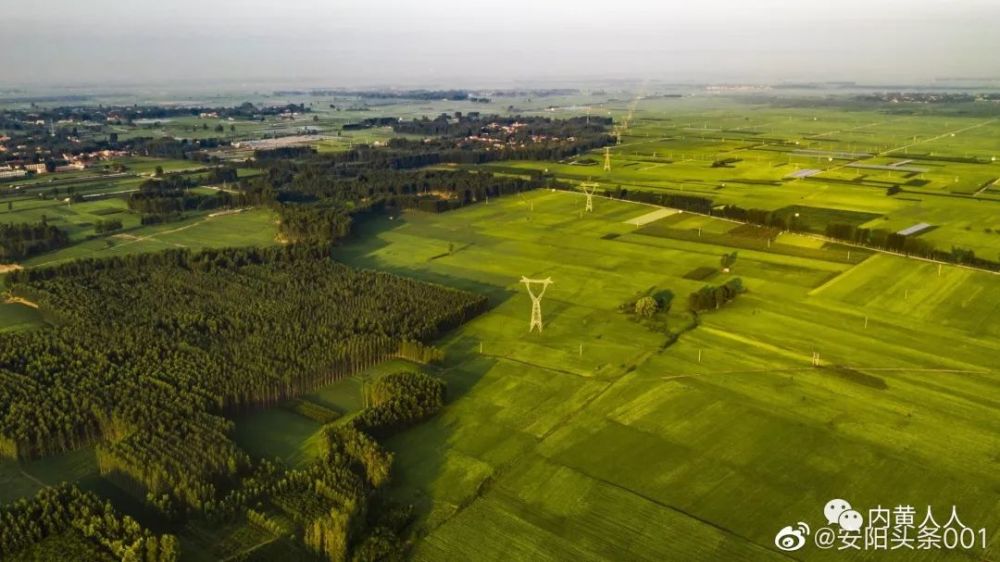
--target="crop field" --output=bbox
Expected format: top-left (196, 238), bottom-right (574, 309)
top-left (331, 189), bottom-right (999, 561)
top-left (486, 96), bottom-right (1000, 261)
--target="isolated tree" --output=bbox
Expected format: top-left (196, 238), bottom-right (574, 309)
top-left (635, 296), bottom-right (659, 317)
top-left (154, 165), bottom-right (164, 177)
top-left (720, 251), bottom-right (738, 272)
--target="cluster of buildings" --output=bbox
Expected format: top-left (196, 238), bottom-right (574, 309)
top-left (0, 149), bottom-right (128, 180)
top-left (458, 122), bottom-right (572, 151)
top-left (0, 163), bottom-right (45, 179)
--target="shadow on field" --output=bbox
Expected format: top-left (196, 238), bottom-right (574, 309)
top-left (336, 213), bottom-right (520, 537)
top-left (335, 214), bottom-right (515, 304)
top-left (383, 333), bottom-right (505, 541)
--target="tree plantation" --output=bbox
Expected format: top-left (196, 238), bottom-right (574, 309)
top-left (0, 245), bottom-right (486, 559)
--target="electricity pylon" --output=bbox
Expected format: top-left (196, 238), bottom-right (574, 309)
top-left (520, 277), bottom-right (553, 333)
top-left (580, 182), bottom-right (598, 212)
top-left (603, 147), bottom-right (612, 172)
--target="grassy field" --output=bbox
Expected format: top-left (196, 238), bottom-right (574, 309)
top-left (0, 302), bottom-right (45, 331)
top-left (20, 207), bottom-right (279, 267)
top-left (330, 190), bottom-right (999, 561)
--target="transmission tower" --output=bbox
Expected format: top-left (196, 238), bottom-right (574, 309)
top-left (603, 147), bottom-right (612, 172)
top-left (520, 277), bottom-right (553, 333)
top-left (580, 182), bottom-right (598, 212)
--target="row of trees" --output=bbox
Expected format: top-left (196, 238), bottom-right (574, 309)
top-left (689, 278), bottom-right (745, 312)
top-left (94, 218), bottom-right (122, 234)
top-left (825, 222), bottom-right (1000, 270)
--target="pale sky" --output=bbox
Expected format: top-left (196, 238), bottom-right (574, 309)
top-left (1, 0), bottom-right (998, 88)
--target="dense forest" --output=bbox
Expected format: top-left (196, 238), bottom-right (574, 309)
top-left (0, 485), bottom-right (178, 561)
top-left (0, 245), bottom-right (486, 559)
top-left (0, 221), bottom-right (70, 262)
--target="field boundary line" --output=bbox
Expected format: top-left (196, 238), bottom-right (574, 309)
top-left (661, 367), bottom-right (992, 381)
top-left (220, 537), bottom-right (280, 562)
top-left (556, 189), bottom-right (1000, 276)
top-left (556, 459), bottom-right (800, 561)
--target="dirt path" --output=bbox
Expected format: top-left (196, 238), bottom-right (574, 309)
top-left (18, 467), bottom-right (47, 489)
top-left (220, 537), bottom-right (280, 561)
top-left (5, 296), bottom-right (39, 308)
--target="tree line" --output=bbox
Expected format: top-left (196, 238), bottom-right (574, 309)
top-left (825, 222), bottom-right (1000, 270)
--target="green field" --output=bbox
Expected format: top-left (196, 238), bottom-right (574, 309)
top-left (0, 302), bottom-right (45, 331)
top-left (21, 207), bottom-right (279, 267)
top-left (328, 190), bottom-right (999, 561)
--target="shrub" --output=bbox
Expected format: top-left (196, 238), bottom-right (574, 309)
top-left (635, 296), bottom-right (660, 317)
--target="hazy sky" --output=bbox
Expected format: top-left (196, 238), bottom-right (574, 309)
top-left (2, 0), bottom-right (999, 88)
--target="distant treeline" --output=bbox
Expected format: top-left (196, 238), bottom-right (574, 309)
top-left (1, 102), bottom-right (308, 127)
top-left (342, 117), bottom-right (399, 130)
top-left (0, 102), bottom-right (298, 166)
top-left (274, 88), bottom-right (576, 99)
top-left (272, 169), bottom-right (542, 244)
top-left (392, 113), bottom-right (613, 138)
top-left (127, 167), bottom-right (259, 216)
top-left (245, 113), bottom-right (615, 245)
